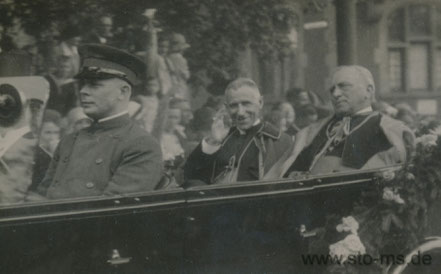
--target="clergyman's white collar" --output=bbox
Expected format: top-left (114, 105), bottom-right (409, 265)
top-left (355, 106), bottom-right (373, 115)
top-left (237, 119), bottom-right (261, 135)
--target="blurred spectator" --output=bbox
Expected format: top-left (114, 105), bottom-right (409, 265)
top-left (158, 36), bottom-right (169, 57)
top-left (44, 54), bottom-right (79, 116)
top-left (396, 108), bottom-right (417, 132)
top-left (39, 110), bottom-right (62, 153)
top-left (160, 106), bottom-right (187, 185)
top-left (134, 94), bottom-right (159, 133)
top-left (280, 102), bottom-right (295, 124)
top-left (394, 103), bottom-right (418, 132)
top-left (155, 34), bottom-right (173, 96)
top-left (133, 16), bottom-right (173, 135)
top-left (0, 18), bottom-right (38, 76)
top-left (65, 107), bottom-right (92, 134)
top-left (22, 43), bottom-right (45, 75)
top-left (286, 87), bottom-right (332, 119)
top-left (395, 103), bottom-right (417, 116)
top-left (55, 25), bottom-right (82, 76)
top-left (372, 101), bottom-right (398, 117)
top-left (84, 15), bottom-right (114, 45)
top-left (203, 95), bottom-right (225, 111)
top-left (169, 97), bottom-right (193, 129)
top-left (160, 107), bottom-right (186, 162)
top-left (4, 18), bottom-right (36, 51)
top-left (113, 23), bottom-right (138, 53)
top-left (296, 104), bottom-right (318, 129)
top-left (287, 87), bottom-right (313, 106)
top-left (275, 102), bottom-right (299, 136)
top-left (266, 108), bottom-right (287, 132)
top-left (29, 109), bottom-right (62, 191)
top-left (168, 33), bottom-right (191, 100)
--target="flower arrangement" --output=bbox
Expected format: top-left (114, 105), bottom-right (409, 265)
top-left (309, 120), bottom-right (441, 273)
top-left (329, 217), bottom-right (366, 263)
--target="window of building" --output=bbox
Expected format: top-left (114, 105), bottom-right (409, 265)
top-left (387, 4), bottom-right (441, 93)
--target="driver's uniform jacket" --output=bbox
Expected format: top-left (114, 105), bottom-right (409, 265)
top-left (37, 114), bottom-right (163, 199)
top-left (184, 122), bottom-right (293, 185)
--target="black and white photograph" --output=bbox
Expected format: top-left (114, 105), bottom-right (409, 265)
top-left (0, 0), bottom-right (441, 273)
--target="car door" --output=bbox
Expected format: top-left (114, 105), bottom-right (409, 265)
top-left (0, 189), bottom-right (186, 274)
top-left (182, 169), bottom-right (383, 273)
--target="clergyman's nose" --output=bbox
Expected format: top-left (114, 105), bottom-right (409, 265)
top-left (237, 104), bottom-right (245, 115)
top-left (331, 86), bottom-right (342, 98)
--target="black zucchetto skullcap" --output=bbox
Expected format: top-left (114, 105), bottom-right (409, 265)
top-left (75, 44), bottom-right (146, 86)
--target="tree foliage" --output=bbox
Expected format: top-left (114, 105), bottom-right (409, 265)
top-left (156, 0), bottom-right (300, 90)
top-left (0, 0), bottom-right (302, 91)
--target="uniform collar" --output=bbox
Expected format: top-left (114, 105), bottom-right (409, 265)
top-left (89, 113), bottom-right (130, 131)
top-left (98, 111), bottom-right (128, 123)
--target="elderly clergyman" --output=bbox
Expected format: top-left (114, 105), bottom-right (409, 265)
top-left (37, 44), bottom-right (162, 199)
top-left (265, 65), bottom-right (414, 179)
top-left (184, 78), bottom-right (293, 185)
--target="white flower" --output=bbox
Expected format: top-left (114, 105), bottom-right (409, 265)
top-left (329, 241), bottom-right (351, 263)
top-left (382, 187), bottom-right (395, 201)
top-left (336, 216), bottom-right (359, 235)
top-left (329, 234), bottom-right (366, 263)
top-left (382, 187), bottom-right (405, 204)
top-left (416, 134), bottom-right (438, 147)
top-left (341, 234), bottom-right (366, 255)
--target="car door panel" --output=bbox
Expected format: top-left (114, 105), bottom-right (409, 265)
top-left (0, 190), bottom-right (186, 274)
top-left (183, 170), bottom-right (381, 272)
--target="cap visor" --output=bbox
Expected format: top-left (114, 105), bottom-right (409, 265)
top-left (74, 70), bottom-right (117, 80)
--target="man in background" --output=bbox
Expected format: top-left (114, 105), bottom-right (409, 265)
top-left (29, 109), bottom-right (62, 191)
top-left (84, 15), bottom-right (114, 45)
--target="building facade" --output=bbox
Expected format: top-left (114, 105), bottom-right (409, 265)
top-left (240, 0), bottom-right (441, 115)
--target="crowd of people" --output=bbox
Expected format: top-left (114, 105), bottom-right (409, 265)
top-left (0, 11), bottom-right (434, 205)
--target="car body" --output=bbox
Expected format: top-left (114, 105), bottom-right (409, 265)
top-left (0, 169), bottom-right (385, 273)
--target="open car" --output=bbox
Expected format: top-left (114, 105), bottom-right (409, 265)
top-left (0, 166), bottom-right (416, 273)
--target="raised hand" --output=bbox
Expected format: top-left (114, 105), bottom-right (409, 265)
top-left (206, 107), bottom-right (230, 145)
